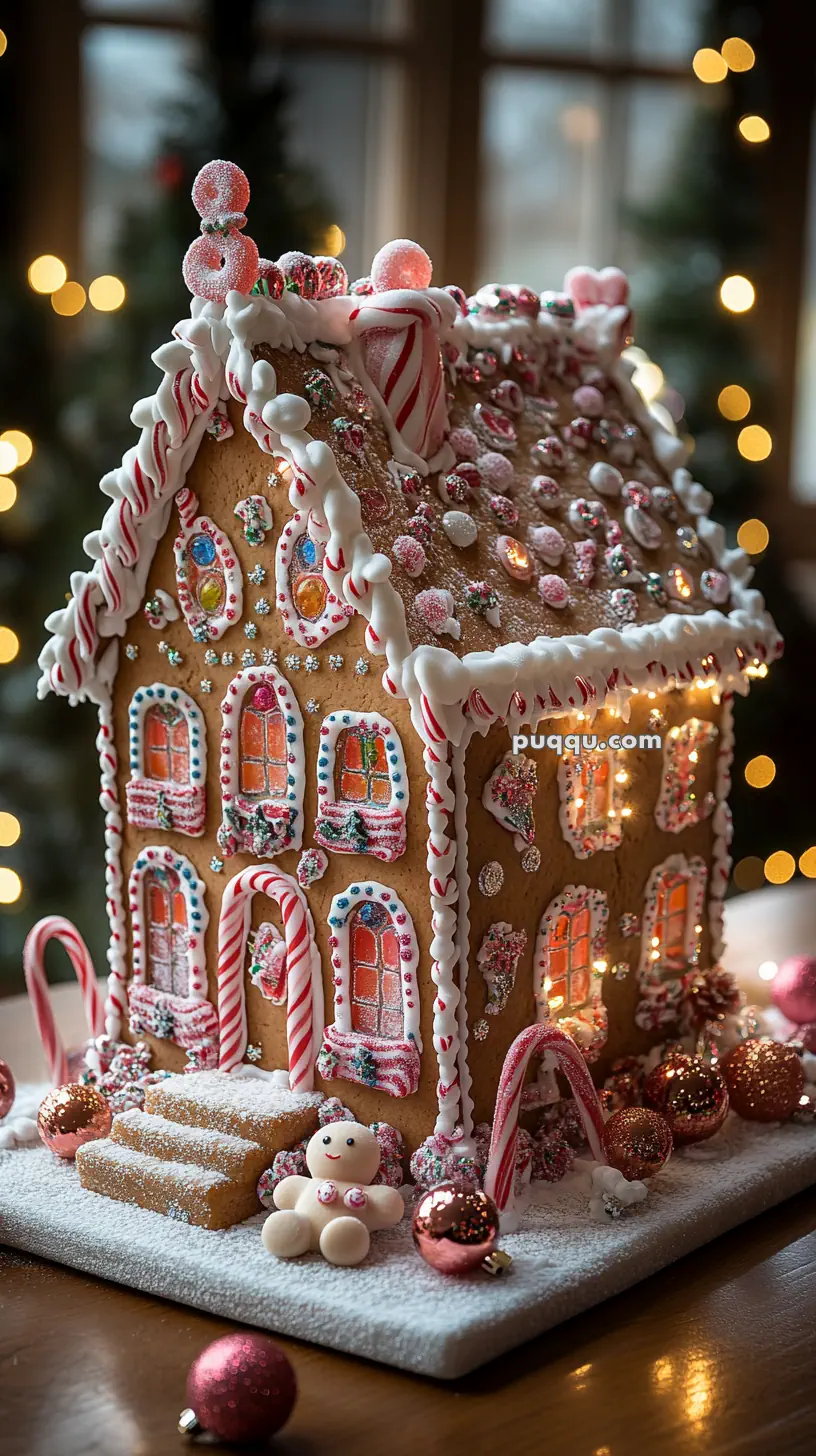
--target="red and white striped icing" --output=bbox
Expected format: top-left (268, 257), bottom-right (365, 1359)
top-left (23, 916), bottom-right (105, 1086)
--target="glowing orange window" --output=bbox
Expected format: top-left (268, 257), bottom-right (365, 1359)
top-left (574, 754), bottom-right (610, 831)
top-left (145, 868), bottom-right (189, 996)
top-left (337, 729), bottom-right (391, 806)
top-left (548, 903), bottom-right (591, 1012)
top-left (350, 902), bottom-right (402, 1039)
top-left (239, 686), bottom-right (287, 799)
top-left (654, 873), bottom-right (689, 974)
top-left (145, 704), bottom-right (189, 784)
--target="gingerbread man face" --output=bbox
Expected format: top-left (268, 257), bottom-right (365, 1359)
top-left (305, 1121), bottom-right (381, 1184)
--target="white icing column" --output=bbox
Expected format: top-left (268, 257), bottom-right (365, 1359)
top-left (710, 693), bottom-right (735, 961)
top-left (97, 699), bottom-right (128, 1040)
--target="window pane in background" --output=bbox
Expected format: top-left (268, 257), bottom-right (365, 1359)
top-left (83, 26), bottom-right (202, 271)
top-left (792, 111), bottom-right (816, 502)
top-left (486, 0), bottom-right (605, 55)
top-left (631, 0), bottom-right (706, 62)
top-left (487, 0), bottom-right (704, 61)
top-left (260, 0), bottom-right (410, 34)
top-left (83, 0), bottom-right (202, 16)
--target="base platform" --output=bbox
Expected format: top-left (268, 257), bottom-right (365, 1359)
top-left (1, 1085), bottom-right (815, 1378)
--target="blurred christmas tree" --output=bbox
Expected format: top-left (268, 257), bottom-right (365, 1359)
top-left (628, 0), bottom-right (814, 890)
top-left (0, 0), bottom-right (331, 993)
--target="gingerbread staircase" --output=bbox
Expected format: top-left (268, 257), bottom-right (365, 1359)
top-left (76, 1071), bottom-right (322, 1230)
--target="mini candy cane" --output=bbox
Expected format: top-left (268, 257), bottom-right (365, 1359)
top-left (485, 1023), bottom-right (607, 1217)
top-left (183, 159), bottom-right (259, 303)
top-left (23, 917), bottom-right (104, 1086)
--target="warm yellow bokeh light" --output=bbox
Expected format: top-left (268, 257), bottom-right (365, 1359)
top-left (632, 360), bottom-right (664, 403)
top-left (722, 37), bottom-right (755, 72)
top-left (0, 478), bottom-right (17, 512)
top-left (51, 281), bottom-right (87, 317)
top-left (692, 48), bottom-right (728, 83)
top-left (737, 517), bottom-right (770, 553)
top-left (717, 384), bottom-right (751, 420)
top-left (737, 426), bottom-right (773, 462)
top-left (799, 847), bottom-right (816, 879)
top-left (764, 851), bottom-right (795, 885)
top-left (0, 627), bottom-right (19, 664)
top-left (0, 867), bottom-right (22, 905)
top-left (744, 754), bottom-right (776, 788)
top-left (0, 30), bottom-right (7, 58)
top-left (320, 225), bottom-right (347, 258)
top-left (719, 275), bottom-right (755, 313)
top-left (0, 812), bottom-right (21, 847)
top-left (739, 114), bottom-right (771, 144)
top-left (0, 442), bottom-right (18, 474)
top-left (0, 430), bottom-right (33, 467)
top-left (28, 254), bottom-right (68, 294)
top-left (733, 856), bottom-right (765, 891)
top-left (88, 274), bottom-right (126, 312)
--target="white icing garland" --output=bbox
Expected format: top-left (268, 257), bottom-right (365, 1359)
top-left (97, 702), bottom-right (128, 1041)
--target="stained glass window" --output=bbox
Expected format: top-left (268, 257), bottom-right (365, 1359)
top-left (239, 684), bottom-right (288, 798)
top-left (350, 900), bottom-right (402, 1038)
top-left (336, 728), bottom-right (391, 805)
top-left (145, 867), bottom-right (189, 995)
top-left (547, 901), bottom-right (591, 1012)
top-left (144, 704), bottom-right (189, 784)
top-left (654, 872), bottom-right (689, 975)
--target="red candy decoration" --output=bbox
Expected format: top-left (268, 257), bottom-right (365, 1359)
top-left (314, 255), bottom-right (349, 299)
top-left (277, 250), bottom-right (320, 299)
top-left (183, 160), bottom-right (259, 302)
top-left (370, 238), bottom-right (433, 292)
top-left (254, 258), bottom-right (285, 299)
top-left (183, 1333), bottom-right (296, 1444)
top-left (192, 159), bottom-right (249, 221)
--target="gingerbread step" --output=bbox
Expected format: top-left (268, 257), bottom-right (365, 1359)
top-left (76, 1139), bottom-right (261, 1231)
top-left (143, 1072), bottom-right (322, 1157)
top-left (110, 1108), bottom-right (269, 1183)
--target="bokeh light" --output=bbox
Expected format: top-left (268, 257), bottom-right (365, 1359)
top-left (737, 517), bottom-right (770, 553)
top-left (733, 856), bottom-right (764, 891)
top-left (319, 225), bottom-right (346, 257)
top-left (51, 281), bottom-right (87, 317)
top-left (0, 627), bottom-right (20, 664)
top-left (692, 48), bottom-right (728, 83)
top-left (0, 868), bottom-right (22, 905)
top-left (720, 275), bottom-right (755, 313)
top-left (0, 812), bottom-right (21, 847)
top-left (0, 442), bottom-right (18, 474)
top-left (27, 254), bottom-right (68, 294)
top-left (757, 961), bottom-right (778, 981)
top-left (0, 430), bottom-right (33, 467)
top-left (764, 851), bottom-right (795, 885)
top-left (737, 427), bottom-right (772, 462)
top-left (744, 754), bottom-right (776, 788)
top-left (717, 384), bottom-right (751, 420)
top-left (0, 31), bottom-right (7, 58)
top-left (721, 37), bottom-right (755, 72)
top-left (0, 478), bottom-right (17, 512)
top-left (631, 360), bottom-right (664, 403)
top-left (738, 115), bottom-right (770, 144)
top-left (88, 275), bottom-right (126, 312)
top-left (798, 847), bottom-right (816, 879)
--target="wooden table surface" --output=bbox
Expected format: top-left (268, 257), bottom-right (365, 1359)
top-left (2, 1188), bottom-right (815, 1456)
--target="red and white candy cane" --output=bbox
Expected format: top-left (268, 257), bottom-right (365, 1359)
top-left (485, 1023), bottom-right (607, 1215)
top-left (23, 917), bottom-right (105, 1086)
top-left (217, 866), bottom-right (320, 1090)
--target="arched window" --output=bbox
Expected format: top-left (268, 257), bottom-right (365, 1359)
top-left (558, 747), bottom-right (625, 857)
top-left (639, 854), bottom-right (708, 984)
top-left (655, 717), bottom-right (719, 833)
top-left (314, 712), bottom-right (408, 862)
top-left (275, 509), bottom-right (351, 648)
top-left (653, 872), bottom-right (689, 974)
top-left (533, 886), bottom-right (609, 1060)
top-left (126, 685), bottom-right (206, 836)
top-left (318, 881), bottom-right (421, 1097)
top-left (145, 867), bottom-right (189, 996)
top-left (350, 901), bottom-right (403, 1037)
top-left (218, 668), bottom-right (304, 859)
top-left (173, 487), bottom-right (242, 643)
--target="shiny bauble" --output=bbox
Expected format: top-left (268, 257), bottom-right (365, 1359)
top-left (643, 1054), bottom-right (729, 1146)
top-left (721, 1039), bottom-right (805, 1122)
top-left (602, 1107), bottom-right (673, 1179)
top-left (0, 1057), bottom-right (15, 1121)
top-left (37, 1083), bottom-right (112, 1159)
top-left (412, 1182), bottom-right (500, 1274)
top-left (184, 1333), bottom-right (296, 1443)
top-left (772, 956), bottom-right (816, 1027)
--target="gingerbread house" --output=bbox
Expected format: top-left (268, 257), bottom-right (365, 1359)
top-left (32, 160), bottom-right (781, 1199)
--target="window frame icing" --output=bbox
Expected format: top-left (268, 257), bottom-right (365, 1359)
top-left (654, 716), bottom-right (719, 834)
top-left (173, 487), bottom-right (243, 642)
top-left (125, 683), bottom-right (206, 837)
top-left (533, 884), bottom-right (609, 1061)
top-left (314, 711), bottom-right (409, 863)
top-left (217, 666), bottom-right (304, 859)
top-left (639, 853), bottom-right (707, 982)
top-left (558, 745), bottom-right (624, 858)
top-left (275, 507), bottom-right (351, 648)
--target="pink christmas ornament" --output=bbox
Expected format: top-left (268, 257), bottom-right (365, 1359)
top-left (37, 1083), bottom-right (111, 1159)
top-left (476, 451), bottom-right (514, 489)
top-left (772, 956), bottom-right (816, 1026)
top-left (538, 574), bottom-right (570, 610)
top-left (370, 238), bottom-right (433, 292)
top-left (183, 1334), bottom-right (296, 1443)
top-left (393, 534), bottom-right (427, 577)
top-left (412, 1183), bottom-right (500, 1275)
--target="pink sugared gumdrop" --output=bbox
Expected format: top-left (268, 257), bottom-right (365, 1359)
top-left (393, 535), bottom-right (427, 578)
top-left (192, 159), bottom-right (250, 222)
top-left (772, 956), bottom-right (816, 1026)
top-left (182, 231), bottom-right (260, 303)
top-left (538, 574), bottom-right (570, 610)
top-left (564, 264), bottom-right (630, 311)
top-left (449, 427), bottom-right (480, 462)
top-left (371, 239), bottom-right (433, 293)
top-left (476, 452), bottom-right (514, 490)
top-left (314, 256), bottom-right (349, 299)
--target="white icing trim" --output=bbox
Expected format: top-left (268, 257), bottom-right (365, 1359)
top-left (452, 729), bottom-right (475, 1140)
top-left (274, 508), bottom-right (351, 648)
top-left (126, 682), bottom-right (207, 837)
top-left (173, 488), bottom-right (243, 641)
top-left (533, 885), bottom-right (609, 1060)
top-left (424, 741), bottom-right (462, 1133)
top-left (97, 702), bottom-right (128, 1040)
top-left (217, 666), bottom-right (304, 858)
top-left (710, 694), bottom-right (735, 960)
top-left (326, 880), bottom-right (421, 1050)
top-left (638, 853), bottom-right (707, 980)
top-left (314, 710), bottom-right (408, 863)
top-left (128, 845), bottom-right (209, 996)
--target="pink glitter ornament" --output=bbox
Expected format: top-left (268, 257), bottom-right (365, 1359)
top-left (449, 426), bottom-right (480, 460)
top-left (476, 451), bottom-right (514, 490)
top-left (488, 494), bottom-right (519, 527)
top-left (370, 238), bottom-right (433, 292)
top-left (572, 384), bottom-right (605, 417)
top-left (393, 534), bottom-right (427, 577)
top-left (183, 1334), bottom-right (296, 1443)
top-left (254, 258), bottom-right (285, 299)
top-left (772, 956), bottom-right (816, 1026)
top-left (313, 255), bottom-right (349, 298)
top-left (529, 524), bottom-right (566, 566)
top-left (37, 1083), bottom-right (112, 1159)
top-left (412, 1183), bottom-right (500, 1275)
top-left (538, 573), bottom-right (570, 610)
top-left (277, 250), bottom-right (319, 298)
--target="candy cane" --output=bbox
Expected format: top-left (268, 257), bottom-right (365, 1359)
top-left (485, 1023), bottom-right (607, 1216)
top-left (23, 917), bottom-right (105, 1086)
top-left (217, 866), bottom-right (322, 1090)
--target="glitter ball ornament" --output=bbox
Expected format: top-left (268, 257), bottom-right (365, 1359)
top-left (37, 1083), bottom-right (112, 1159)
top-left (0, 1057), bottom-right (14, 1120)
top-left (643, 1054), bottom-right (729, 1146)
top-left (772, 956), bottom-right (816, 1026)
top-left (602, 1107), bottom-right (673, 1180)
top-left (182, 1333), bottom-right (296, 1444)
top-left (722, 1039), bottom-right (805, 1122)
top-left (412, 1182), bottom-right (500, 1274)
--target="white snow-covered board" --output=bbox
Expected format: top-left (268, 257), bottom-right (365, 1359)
top-left (1, 1090), bottom-right (815, 1379)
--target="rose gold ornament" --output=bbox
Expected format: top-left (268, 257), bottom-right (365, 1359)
top-left (772, 956), bottom-right (816, 1027)
top-left (602, 1107), bottom-right (673, 1179)
top-left (182, 1333), bottom-right (296, 1443)
top-left (721, 1039), bottom-right (805, 1122)
top-left (0, 1057), bottom-right (14, 1121)
top-left (643, 1054), bottom-right (729, 1146)
top-left (412, 1182), bottom-right (501, 1274)
top-left (37, 1083), bottom-right (111, 1159)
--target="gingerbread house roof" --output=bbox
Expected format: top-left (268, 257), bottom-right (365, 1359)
top-left (38, 163), bottom-right (781, 749)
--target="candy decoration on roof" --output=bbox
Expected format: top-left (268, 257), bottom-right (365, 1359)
top-left (393, 534), bottom-right (427, 577)
top-left (182, 160), bottom-right (259, 303)
top-left (465, 580), bottom-right (501, 627)
top-left (589, 461), bottom-right (623, 498)
top-left (564, 264), bottom-right (633, 359)
top-left (277, 251), bottom-right (320, 299)
top-left (538, 574), bottom-right (570, 610)
top-left (314, 255), bottom-right (349, 299)
top-left (252, 259), bottom-right (284, 299)
top-left (483, 753), bottom-right (537, 851)
top-left (415, 587), bottom-right (460, 639)
top-left (529, 524), bottom-right (566, 567)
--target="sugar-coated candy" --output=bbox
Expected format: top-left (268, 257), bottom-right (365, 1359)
top-left (622, 480), bottom-right (651, 510)
top-left (610, 587), bottom-right (638, 623)
top-left (313, 255), bottom-right (349, 298)
top-left (529, 524), bottom-right (565, 566)
top-left (572, 384), bottom-right (605, 417)
top-left (453, 461), bottom-right (481, 493)
top-left (191, 159), bottom-right (250, 222)
top-left (569, 497), bottom-right (606, 537)
top-left (442, 511), bottom-right (478, 549)
top-left (676, 524), bottom-right (700, 556)
top-left (449, 426), bottom-right (480, 461)
top-left (531, 474), bottom-right (560, 509)
top-left (183, 231), bottom-right (260, 303)
top-left (393, 534), bottom-right (427, 577)
top-left (349, 275), bottom-right (374, 295)
top-left (464, 580), bottom-right (501, 627)
top-left (573, 539), bottom-right (598, 585)
top-left (588, 461), bottom-right (623, 498)
top-left (489, 380), bottom-right (524, 415)
top-left (406, 514), bottom-right (432, 546)
top-left (253, 258), bottom-right (285, 299)
top-left (415, 587), bottom-right (460, 638)
top-left (370, 238), bottom-right (433, 292)
top-left (439, 472), bottom-right (471, 504)
top-left (651, 484), bottom-right (678, 520)
top-left (476, 451), bottom-right (514, 489)
top-left (538, 573), bottom-right (569, 610)
top-left (444, 284), bottom-right (469, 315)
top-left (531, 436), bottom-right (565, 469)
top-left (277, 250), bottom-right (319, 299)
top-left (564, 416), bottom-right (594, 449)
top-left (488, 494), bottom-right (518, 527)
top-left (625, 505), bottom-right (663, 551)
top-left (564, 263), bottom-right (630, 311)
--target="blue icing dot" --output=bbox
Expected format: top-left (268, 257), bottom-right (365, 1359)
top-left (146, 688), bottom-right (155, 697)
top-left (351, 886), bottom-right (361, 895)
top-left (299, 537), bottom-right (317, 567)
top-left (192, 771), bottom-right (200, 781)
top-left (183, 869), bottom-right (192, 880)
top-left (342, 715), bottom-right (351, 724)
top-left (190, 533), bottom-right (216, 566)
top-left (134, 693), bottom-right (143, 703)
top-left (392, 773), bottom-right (401, 782)
top-left (337, 897), bottom-right (349, 909)
top-left (386, 741), bottom-right (395, 751)
top-left (396, 791), bottom-right (405, 801)
top-left (318, 773), bottom-right (328, 782)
